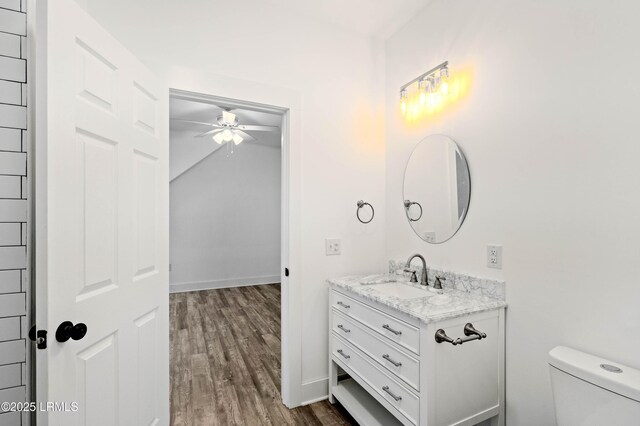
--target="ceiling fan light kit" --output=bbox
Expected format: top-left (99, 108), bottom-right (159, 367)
top-left (213, 132), bottom-right (225, 144)
top-left (212, 127), bottom-right (244, 145)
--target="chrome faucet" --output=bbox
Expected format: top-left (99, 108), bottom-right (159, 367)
top-left (405, 254), bottom-right (428, 286)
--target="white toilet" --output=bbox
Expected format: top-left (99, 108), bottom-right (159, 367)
top-left (549, 346), bottom-right (640, 425)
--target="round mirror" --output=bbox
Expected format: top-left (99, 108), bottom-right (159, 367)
top-left (403, 134), bottom-right (470, 243)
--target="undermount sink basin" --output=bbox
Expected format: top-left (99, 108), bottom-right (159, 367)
top-left (369, 282), bottom-right (437, 300)
top-left (428, 294), bottom-right (453, 306)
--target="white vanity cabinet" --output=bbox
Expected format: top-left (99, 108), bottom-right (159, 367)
top-left (328, 287), bottom-right (505, 426)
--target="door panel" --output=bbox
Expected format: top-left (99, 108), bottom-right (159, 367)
top-left (134, 309), bottom-right (159, 425)
top-left (75, 38), bottom-right (118, 114)
top-left (36, 0), bottom-right (169, 424)
top-left (76, 334), bottom-right (118, 426)
top-left (78, 129), bottom-right (118, 300)
top-left (132, 82), bottom-right (159, 136)
top-left (133, 151), bottom-right (158, 279)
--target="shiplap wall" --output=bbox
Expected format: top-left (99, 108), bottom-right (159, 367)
top-left (0, 1), bottom-right (28, 425)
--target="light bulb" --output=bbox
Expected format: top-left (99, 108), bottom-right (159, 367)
top-left (213, 132), bottom-right (225, 144)
top-left (400, 88), bottom-right (408, 114)
top-left (439, 66), bottom-right (449, 95)
top-left (440, 81), bottom-right (449, 96)
top-left (222, 129), bottom-right (233, 142)
top-left (232, 133), bottom-right (243, 145)
top-left (428, 92), bottom-right (437, 108)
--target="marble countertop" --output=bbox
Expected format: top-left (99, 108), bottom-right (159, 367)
top-left (328, 274), bottom-right (507, 324)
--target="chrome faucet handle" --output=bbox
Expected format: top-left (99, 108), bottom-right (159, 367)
top-left (403, 268), bottom-right (418, 283)
top-left (433, 275), bottom-right (446, 290)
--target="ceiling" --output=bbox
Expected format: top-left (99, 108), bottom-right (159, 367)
top-left (79, 0), bottom-right (432, 39)
top-left (257, 0), bottom-right (432, 38)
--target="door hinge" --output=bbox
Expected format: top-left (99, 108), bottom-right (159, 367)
top-left (29, 325), bottom-right (47, 349)
top-left (284, 267), bottom-right (289, 277)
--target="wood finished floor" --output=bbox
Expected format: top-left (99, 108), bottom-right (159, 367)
top-left (170, 284), bottom-right (356, 426)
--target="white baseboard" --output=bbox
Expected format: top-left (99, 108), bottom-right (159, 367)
top-left (169, 275), bottom-right (281, 293)
top-left (300, 377), bottom-right (329, 405)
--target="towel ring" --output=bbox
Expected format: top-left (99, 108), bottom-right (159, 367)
top-left (356, 200), bottom-right (374, 224)
top-left (404, 200), bottom-right (423, 222)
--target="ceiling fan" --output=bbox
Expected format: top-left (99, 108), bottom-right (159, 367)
top-left (173, 110), bottom-right (279, 145)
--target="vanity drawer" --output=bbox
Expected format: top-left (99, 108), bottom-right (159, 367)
top-left (331, 309), bottom-right (420, 391)
top-left (332, 334), bottom-right (419, 425)
top-left (331, 290), bottom-right (420, 355)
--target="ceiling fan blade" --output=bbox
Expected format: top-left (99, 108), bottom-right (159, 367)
top-left (237, 124), bottom-right (280, 132)
top-left (195, 128), bottom-right (223, 138)
top-left (171, 119), bottom-right (223, 128)
top-left (235, 130), bottom-right (256, 142)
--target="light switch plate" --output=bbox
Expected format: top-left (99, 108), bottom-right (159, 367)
top-left (325, 238), bottom-right (341, 256)
top-left (487, 244), bottom-right (502, 269)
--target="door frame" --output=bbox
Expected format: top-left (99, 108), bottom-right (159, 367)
top-left (169, 86), bottom-right (302, 407)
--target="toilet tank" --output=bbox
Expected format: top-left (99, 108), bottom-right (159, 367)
top-left (548, 346), bottom-right (640, 426)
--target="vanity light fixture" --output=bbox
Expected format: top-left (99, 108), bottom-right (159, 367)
top-left (400, 61), bottom-right (449, 117)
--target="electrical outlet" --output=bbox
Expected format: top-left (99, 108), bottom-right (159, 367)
top-left (487, 244), bottom-right (502, 269)
top-left (325, 238), bottom-right (341, 256)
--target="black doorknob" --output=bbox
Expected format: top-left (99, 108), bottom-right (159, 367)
top-left (55, 321), bottom-right (88, 343)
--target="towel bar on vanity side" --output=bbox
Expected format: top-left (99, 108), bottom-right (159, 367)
top-left (435, 323), bottom-right (487, 345)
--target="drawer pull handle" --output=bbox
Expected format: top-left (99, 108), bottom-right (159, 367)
top-left (382, 354), bottom-right (402, 367)
top-left (337, 301), bottom-right (351, 309)
top-left (337, 324), bottom-right (351, 333)
top-left (382, 324), bottom-right (402, 335)
top-left (337, 349), bottom-right (350, 359)
top-left (382, 386), bottom-right (402, 401)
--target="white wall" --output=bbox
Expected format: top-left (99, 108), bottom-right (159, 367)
top-left (169, 142), bottom-right (281, 292)
top-left (386, 0), bottom-right (640, 423)
top-left (79, 0), bottom-right (387, 403)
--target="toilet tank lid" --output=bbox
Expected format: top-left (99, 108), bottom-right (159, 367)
top-left (549, 346), bottom-right (640, 402)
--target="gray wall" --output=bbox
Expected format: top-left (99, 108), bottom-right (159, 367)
top-left (170, 142), bottom-right (281, 292)
top-left (0, 1), bottom-right (29, 425)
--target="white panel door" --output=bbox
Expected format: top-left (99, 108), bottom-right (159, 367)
top-left (34, 0), bottom-right (169, 424)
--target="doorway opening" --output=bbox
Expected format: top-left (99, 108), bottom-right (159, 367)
top-left (167, 90), bottom-right (289, 422)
